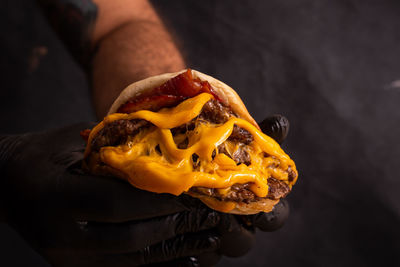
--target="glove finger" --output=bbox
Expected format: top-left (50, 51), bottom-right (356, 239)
top-left (218, 214), bottom-right (255, 258)
top-left (104, 231), bottom-right (220, 265)
top-left (258, 114), bottom-right (290, 144)
top-left (74, 208), bottom-right (220, 253)
top-left (248, 199), bottom-right (290, 232)
top-left (58, 172), bottom-right (189, 222)
top-left (196, 251), bottom-right (222, 266)
top-left (142, 252), bottom-right (222, 267)
top-left (142, 257), bottom-right (200, 267)
top-left (96, 256), bottom-right (200, 267)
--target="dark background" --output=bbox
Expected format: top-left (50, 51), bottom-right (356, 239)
top-left (1, 0), bottom-right (400, 266)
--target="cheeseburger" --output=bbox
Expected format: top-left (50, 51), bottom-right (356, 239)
top-left (82, 69), bottom-right (298, 214)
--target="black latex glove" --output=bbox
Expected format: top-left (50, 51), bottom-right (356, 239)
top-left (0, 123), bottom-right (222, 267)
top-left (0, 115), bottom-right (291, 266)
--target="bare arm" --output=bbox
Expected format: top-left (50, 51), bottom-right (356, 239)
top-left (91, 0), bottom-right (185, 118)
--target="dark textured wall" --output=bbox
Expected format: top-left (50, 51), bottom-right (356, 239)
top-left (1, 0), bottom-right (399, 266)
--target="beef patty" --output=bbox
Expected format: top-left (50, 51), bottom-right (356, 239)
top-left (189, 177), bottom-right (291, 203)
top-left (91, 99), bottom-right (252, 157)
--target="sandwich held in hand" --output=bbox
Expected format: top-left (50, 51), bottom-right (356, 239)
top-left (81, 69), bottom-right (298, 214)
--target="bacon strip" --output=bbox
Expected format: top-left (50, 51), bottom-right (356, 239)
top-left (117, 95), bottom-right (184, 114)
top-left (117, 69), bottom-right (221, 114)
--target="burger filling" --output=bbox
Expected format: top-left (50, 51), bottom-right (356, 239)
top-left (88, 98), bottom-right (295, 204)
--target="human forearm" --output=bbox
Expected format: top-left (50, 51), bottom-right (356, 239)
top-left (91, 20), bottom-right (185, 118)
top-left (91, 0), bottom-right (185, 118)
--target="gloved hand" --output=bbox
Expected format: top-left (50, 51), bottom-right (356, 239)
top-left (0, 123), bottom-right (221, 267)
top-left (0, 114), bottom-right (291, 266)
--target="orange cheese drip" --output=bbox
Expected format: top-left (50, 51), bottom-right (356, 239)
top-left (85, 93), bottom-right (298, 212)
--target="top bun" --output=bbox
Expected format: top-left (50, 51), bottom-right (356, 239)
top-left (108, 69), bottom-right (259, 128)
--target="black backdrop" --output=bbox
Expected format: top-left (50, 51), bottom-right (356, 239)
top-left (1, 0), bottom-right (400, 266)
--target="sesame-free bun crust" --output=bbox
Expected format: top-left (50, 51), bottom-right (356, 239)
top-left (187, 191), bottom-right (279, 215)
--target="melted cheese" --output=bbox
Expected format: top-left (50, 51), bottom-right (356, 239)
top-left (86, 93), bottom-right (298, 212)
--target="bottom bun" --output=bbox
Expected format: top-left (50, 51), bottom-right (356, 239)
top-left (186, 191), bottom-right (279, 215)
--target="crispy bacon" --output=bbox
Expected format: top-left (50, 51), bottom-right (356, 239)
top-left (117, 69), bottom-right (222, 114)
top-left (117, 95), bottom-right (184, 113)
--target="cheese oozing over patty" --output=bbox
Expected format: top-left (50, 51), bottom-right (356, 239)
top-left (85, 93), bottom-right (297, 212)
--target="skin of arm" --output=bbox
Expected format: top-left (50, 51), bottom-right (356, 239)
top-left (91, 0), bottom-right (186, 119)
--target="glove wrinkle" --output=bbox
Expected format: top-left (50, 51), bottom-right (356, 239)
top-left (0, 135), bottom-right (25, 170)
top-left (137, 232), bottom-right (220, 265)
top-left (174, 209), bottom-right (220, 235)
